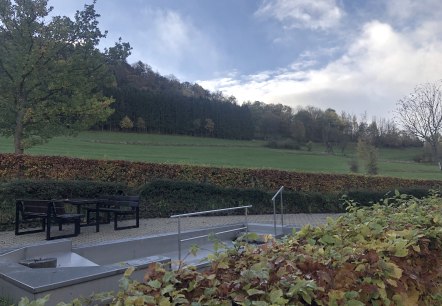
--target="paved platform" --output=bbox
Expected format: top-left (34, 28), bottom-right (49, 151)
top-left (0, 213), bottom-right (341, 252)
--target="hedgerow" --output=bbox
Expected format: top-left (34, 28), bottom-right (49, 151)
top-left (113, 192), bottom-right (442, 305)
top-left (0, 179), bottom-right (430, 229)
top-left (139, 180), bottom-right (431, 217)
top-left (0, 153), bottom-right (440, 192)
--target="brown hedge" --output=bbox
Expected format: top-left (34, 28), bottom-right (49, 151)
top-left (0, 153), bottom-right (440, 192)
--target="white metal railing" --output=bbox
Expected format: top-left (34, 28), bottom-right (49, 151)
top-left (271, 186), bottom-right (284, 236)
top-left (170, 205), bottom-right (252, 261)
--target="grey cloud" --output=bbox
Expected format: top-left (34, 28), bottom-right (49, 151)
top-left (256, 0), bottom-right (343, 30)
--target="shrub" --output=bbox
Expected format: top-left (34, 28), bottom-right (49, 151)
top-left (138, 181), bottom-right (432, 217)
top-left (138, 180), bottom-right (345, 218)
top-left (357, 139), bottom-right (378, 175)
top-left (345, 187), bottom-right (430, 206)
top-left (114, 192), bottom-right (442, 305)
top-left (265, 139), bottom-right (301, 150)
top-left (413, 154), bottom-right (423, 163)
top-left (1, 153), bottom-right (440, 193)
top-left (348, 159), bottom-right (359, 173)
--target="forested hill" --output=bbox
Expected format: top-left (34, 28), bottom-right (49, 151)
top-left (100, 61), bottom-right (420, 150)
top-left (101, 61), bottom-right (254, 139)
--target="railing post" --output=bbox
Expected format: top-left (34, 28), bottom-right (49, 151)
top-left (271, 186), bottom-right (284, 237)
top-left (280, 189), bottom-right (284, 230)
top-left (177, 216), bottom-right (182, 261)
top-left (171, 205), bottom-right (253, 263)
top-left (245, 206), bottom-right (249, 243)
top-left (272, 198), bottom-right (277, 236)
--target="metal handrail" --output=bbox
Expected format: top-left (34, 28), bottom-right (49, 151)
top-left (170, 206), bottom-right (252, 218)
top-left (170, 205), bottom-right (252, 261)
top-left (271, 186), bottom-right (284, 236)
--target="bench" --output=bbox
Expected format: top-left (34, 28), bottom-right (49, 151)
top-left (86, 195), bottom-right (140, 230)
top-left (15, 199), bottom-right (84, 240)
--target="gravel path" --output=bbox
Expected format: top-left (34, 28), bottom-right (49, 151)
top-left (0, 213), bottom-right (341, 251)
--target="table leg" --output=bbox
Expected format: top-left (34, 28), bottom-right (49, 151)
top-left (95, 203), bottom-right (100, 232)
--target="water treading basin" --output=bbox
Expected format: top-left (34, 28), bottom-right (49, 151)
top-left (0, 223), bottom-right (292, 304)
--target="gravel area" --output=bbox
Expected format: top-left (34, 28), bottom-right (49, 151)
top-left (0, 213), bottom-right (341, 252)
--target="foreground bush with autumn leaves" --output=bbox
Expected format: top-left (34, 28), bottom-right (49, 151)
top-left (111, 192), bottom-right (442, 305)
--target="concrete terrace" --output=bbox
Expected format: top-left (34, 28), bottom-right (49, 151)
top-left (0, 213), bottom-right (340, 251)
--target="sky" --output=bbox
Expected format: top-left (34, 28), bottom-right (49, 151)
top-left (48, 0), bottom-right (442, 120)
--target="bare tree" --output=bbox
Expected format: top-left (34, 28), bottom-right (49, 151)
top-left (396, 81), bottom-right (442, 169)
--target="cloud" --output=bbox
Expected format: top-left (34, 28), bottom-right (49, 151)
top-left (198, 20), bottom-right (442, 119)
top-left (386, 0), bottom-right (442, 24)
top-left (129, 8), bottom-right (220, 80)
top-left (255, 0), bottom-right (343, 30)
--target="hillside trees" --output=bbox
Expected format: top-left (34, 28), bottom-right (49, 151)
top-left (246, 101), bottom-right (293, 139)
top-left (321, 108), bottom-right (345, 153)
top-left (0, 0), bottom-right (128, 154)
top-left (396, 81), bottom-right (442, 168)
top-left (357, 138), bottom-right (378, 175)
top-left (104, 61), bottom-right (421, 149)
top-left (94, 59), bottom-right (420, 148)
top-left (119, 115), bottom-right (133, 130)
top-left (103, 61), bottom-right (254, 139)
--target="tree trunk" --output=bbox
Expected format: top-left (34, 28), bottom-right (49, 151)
top-left (430, 141), bottom-right (441, 171)
top-left (14, 108), bottom-right (25, 155)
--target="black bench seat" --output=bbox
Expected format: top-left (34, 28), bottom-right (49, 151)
top-left (15, 199), bottom-right (84, 240)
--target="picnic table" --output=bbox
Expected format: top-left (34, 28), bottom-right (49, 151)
top-left (58, 198), bottom-right (108, 232)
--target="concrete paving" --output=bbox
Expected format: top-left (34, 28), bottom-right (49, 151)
top-left (0, 213), bottom-right (341, 252)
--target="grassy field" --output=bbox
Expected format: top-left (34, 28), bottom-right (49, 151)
top-left (0, 131), bottom-right (440, 180)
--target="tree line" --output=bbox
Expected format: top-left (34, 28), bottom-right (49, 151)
top-left (100, 61), bottom-right (421, 151)
top-left (100, 61), bottom-right (254, 139)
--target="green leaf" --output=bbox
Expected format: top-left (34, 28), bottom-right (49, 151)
top-left (162, 271), bottom-right (175, 283)
top-left (19, 295), bottom-right (50, 306)
top-left (119, 277), bottom-right (130, 291)
top-left (300, 291), bottom-right (312, 304)
top-left (394, 246), bottom-right (409, 257)
top-left (251, 301), bottom-right (269, 306)
top-left (319, 234), bottom-right (336, 245)
top-left (189, 244), bottom-right (200, 256)
top-left (161, 284), bottom-right (175, 295)
top-left (382, 261), bottom-right (403, 279)
top-left (148, 279), bottom-right (162, 289)
top-left (269, 288), bottom-right (285, 304)
top-left (124, 266), bottom-right (135, 277)
top-left (247, 288), bottom-right (266, 296)
top-left (159, 297), bottom-right (171, 306)
top-left (345, 291), bottom-right (359, 299)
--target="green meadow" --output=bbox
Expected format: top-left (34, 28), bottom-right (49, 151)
top-left (0, 131), bottom-right (440, 180)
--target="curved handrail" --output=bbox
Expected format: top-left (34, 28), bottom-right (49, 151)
top-left (271, 186), bottom-right (284, 236)
top-left (171, 205), bottom-right (252, 261)
top-left (271, 186), bottom-right (284, 201)
top-left (171, 205), bottom-right (252, 218)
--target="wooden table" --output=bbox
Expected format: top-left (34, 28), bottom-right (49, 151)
top-left (58, 198), bottom-right (107, 232)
